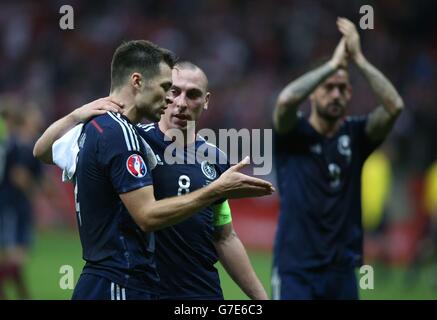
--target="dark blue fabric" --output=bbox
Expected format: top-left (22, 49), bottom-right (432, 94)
top-left (273, 115), bottom-right (381, 272)
top-left (0, 139), bottom-right (40, 248)
top-left (72, 273), bottom-right (159, 300)
top-left (74, 112), bottom-right (157, 294)
top-left (274, 266), bottom-right (358, 300)
top-left (137, 123), bottom-right (228, 300)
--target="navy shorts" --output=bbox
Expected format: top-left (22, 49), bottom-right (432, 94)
top-left (271, 266), bottom-right (358, 300)
top-left (72, 273), bottom-right (159, 300)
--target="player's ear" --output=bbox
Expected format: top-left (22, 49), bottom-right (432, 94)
top-left (203, 92), bottom-right (211, 110)
top-left (131, 73), bottom-right (143, 90)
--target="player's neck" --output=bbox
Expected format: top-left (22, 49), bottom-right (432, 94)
top-left (110, 90), bottom-right (140, 123)
top-left (309, 113), bottom-right (342, 138)
top-left (123, 107), bottom-right (142, 124)
top-left (158, 121), bottom-right (197, 145)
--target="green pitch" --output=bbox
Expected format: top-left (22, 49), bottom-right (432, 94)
top-left (3, 230), bottom-right (437, 300)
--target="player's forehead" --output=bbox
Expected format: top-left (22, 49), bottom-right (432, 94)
top-left (171, 68), bottom-right (206, 92)
top-left (323, 69), bottom-right (349, 86)
top-left (149, 62), bottom-right (172, 85)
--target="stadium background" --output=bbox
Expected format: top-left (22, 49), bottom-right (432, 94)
top-left (0, 0), bottom-right (436, 299)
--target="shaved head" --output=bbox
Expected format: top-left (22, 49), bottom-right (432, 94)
top-left (174, 61), bottom-right (208, 91)
top-left (160, 60), bottom-right (211, 133)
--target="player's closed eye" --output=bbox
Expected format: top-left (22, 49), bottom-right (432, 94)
top-left (170, 87), bottom-right (180, 96)
top-left (338, 84), bottom-right (347, 93)
top-left (325, 84), bottom-right (334, 91)
top-left (325, 84), bottom-right (346, 93)
top-left (186, 89), bottom-right (202, 100)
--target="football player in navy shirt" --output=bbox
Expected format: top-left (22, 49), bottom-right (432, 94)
top-left (34, 61), bottom-right (269, 300)
top-left (271, 18), bottom-right (404, 299)
top-left (33, 40), bottom-right (273, 300)
top-left (137, 61), bottom-right (267, 299)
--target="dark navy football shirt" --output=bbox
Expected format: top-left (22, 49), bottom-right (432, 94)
top-left (137, 123), bottom-right (230, 299)
top-left (0, 137), bottom-right (41, 207)
top-left (273, 115), bottom-right (381, 272)
top-left (0, 138), bottom-right (20, 204)
top-left (75, 112), bottom-right (158, 293)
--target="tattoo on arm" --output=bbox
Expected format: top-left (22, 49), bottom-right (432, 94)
top-left (273, 63), bottom-right (336, 134)
top-left (366, 106), bottom-right (397, 142)
top-left (356, 56), bottom-right (404, 141)
top-left (214, 225), bottom-right (237, 244)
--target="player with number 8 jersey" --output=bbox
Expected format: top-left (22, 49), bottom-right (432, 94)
top-left (139, 122), bottom-right (230, 299)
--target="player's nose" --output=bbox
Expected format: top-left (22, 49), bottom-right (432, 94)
top-left (175, 96), bottom-right (188, 110)
top-left (331, 87), bottom-right (341, 98)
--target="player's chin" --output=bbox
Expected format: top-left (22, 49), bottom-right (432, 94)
top-left (329, 111), bottom-right (344, 120)
top-left (327, 105), bottom-right (345, 118)
top-left (172, 123), bottom-right (187, 131)
top-left (171, 119), bottom-right (188, 130)
top-left (149, 112), bottom-right (162, 122)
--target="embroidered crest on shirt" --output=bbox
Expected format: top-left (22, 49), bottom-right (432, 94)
top-left (201, 160), bottom-right (217, 180)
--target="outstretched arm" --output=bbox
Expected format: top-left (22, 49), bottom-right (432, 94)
top-left (273, 38), bottom-right (348, 134)
top-left (214, 223), bottom-right (268, 300)
top-left (338, 17), bottom-right (404, 142)
top-left (120, 157), bottom-right (275, 232)
top-left (33, 97), bottom-right (124, 163)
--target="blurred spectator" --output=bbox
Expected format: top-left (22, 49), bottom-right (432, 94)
top-left (0, 97), bottom-right (43, 299)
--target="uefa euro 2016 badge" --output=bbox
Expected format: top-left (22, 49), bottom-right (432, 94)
top-left (201, 160), bottom-right (217, 180)
top-left (126, 154), bottom-right (147, 178)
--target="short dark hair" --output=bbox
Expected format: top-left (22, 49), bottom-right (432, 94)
top-left (110, 40), bottom-right (177, 91)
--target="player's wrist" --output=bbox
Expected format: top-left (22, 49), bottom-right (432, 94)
top-left (327, 59), bottom-right (339, 70)
top-left (206, 180), bottom-right (225, 201)
top-left (353, 52), bottom-right (366, 66)
top-left (70, 105), bottom-right (90, 124)
top-left (66, 111), bottom-right (82, 125)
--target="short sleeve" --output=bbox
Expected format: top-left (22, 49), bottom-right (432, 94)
top-left (348, 115), bottom-right (383, 160)
top-left (99, 125), bottom-right (153, 194)
top-left (273, 113), bottom-right (305, 154)
top-left (108, 151), bottom-right (153, 193)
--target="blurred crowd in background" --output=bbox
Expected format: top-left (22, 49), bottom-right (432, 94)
top-left (0, 0), bottom-right (436, 288)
